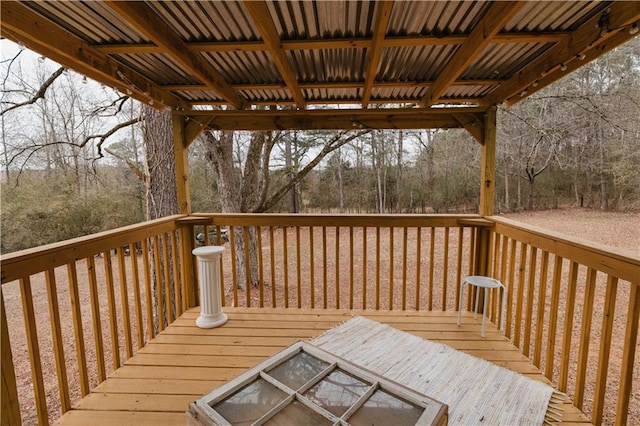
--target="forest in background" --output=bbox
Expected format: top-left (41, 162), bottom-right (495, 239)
top-left (1, 38), bottom-right (639, 254)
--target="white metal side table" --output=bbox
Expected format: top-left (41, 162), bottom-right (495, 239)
top-left (457, 275), bottom-right (506, 337)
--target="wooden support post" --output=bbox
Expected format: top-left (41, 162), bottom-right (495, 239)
top-left (172, 113), bottom-right (191, 215)
top-left (1, 288), bottom-right (21, 425)
top-left (479, 106), bottom-right (497, 217)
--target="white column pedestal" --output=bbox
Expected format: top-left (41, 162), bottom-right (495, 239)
top-left (192, 246), bottom-right (227, 329)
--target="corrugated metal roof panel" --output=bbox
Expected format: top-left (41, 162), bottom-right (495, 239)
top-left (378, 45), bottom-right (459, 82)
top-left (506, 1), bottom-right (607, 32)
top-left (462, 42), bottom-right (554, 80)
top-left (202, 51), bottom-right (282, 84)
top-left (115, 53), bottom-right (200, 85)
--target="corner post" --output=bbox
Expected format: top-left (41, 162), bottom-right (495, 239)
top-left (172, 113), bottom-right (191, 215)
top-left (476, 106), bottom-right (497, 276)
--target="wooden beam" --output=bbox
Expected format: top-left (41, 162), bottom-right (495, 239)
top-left (243, 1), bottom-right (306, 109)
top-left (191, 97), bottom-right (484, 108)
top-left (421, 1), bottom-right (525, 107)
top-left (0, 1), bottom-right (186, 110)
top-left (172, 114), bottom-right (191, 215)
top-left (95, 32), bottom-right (571, 55)
top-left (105, 1), bottom-right (246, 110)
top-left (362, 1), bottom-right (394, 108)
top-left (479, 107), bottom-right (497, 216)
top-left (163, 79), bottom-right (502, 92)
top-left (453, 113), bottom-right (485, 145)
top-left (184, 107), bottom-right (486, 131)
top-left (504, 22), bottom-right (640, 107)
top-left (486, 1), bottom-right (640, 107)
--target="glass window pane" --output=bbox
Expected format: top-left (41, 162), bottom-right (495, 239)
top-left (268, 351), bottom-right (330, 391)
top-left (264, 400), bottom-right (334, 426)
top-left (213, 378), bottom-right (287, 425)
top-left (303, 369), bottom-right (369, 417)
top-left (348, 390), bottom-right (423, 426)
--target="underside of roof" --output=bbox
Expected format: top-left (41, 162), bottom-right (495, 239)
top-left (1, 1), bottom-right (639, 130)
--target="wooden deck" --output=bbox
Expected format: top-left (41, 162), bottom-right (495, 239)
top-left (55, 308), bottom-right (590, 425)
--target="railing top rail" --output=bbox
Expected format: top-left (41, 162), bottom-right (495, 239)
top-left (1, 215), bottom-right (186, 284)
top-left (488, 216), bottom-right (640, 282)
top-left (192, 212), bottom-right (483, 227)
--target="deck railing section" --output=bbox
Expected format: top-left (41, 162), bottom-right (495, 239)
top-left (192, 214), bottom-right (480, 311)
top-left (0, 215), bottom-right (197, 425)
top-left (2, 213), bottom-right (638, 425)
top-left (487, 216), bottom-right (639, 425)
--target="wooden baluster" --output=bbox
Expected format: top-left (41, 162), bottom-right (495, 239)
top-left (116, 248), bottom-right (133, 360)
top-left (523, 246), bottom-right (537, 357)
top-left (321, 226), bottom-right (327, 309)
top-left (335, 227), bottom-right (340, 309)
top-left (1, 288), bottom-right (21, 425)
top-left (616, 281), bottom-right (639, 425)
top-left (269, 227), bottom-right (276, 308)
top-left (402, 227), bottom-right (408, 310)
top-left (442, 227), bottom-right (450, 312)
top-left (170, 231), bottom-right (181, 316)
top-left (309, 226), bottom-right (315, 309)
top-left (349, 227), bottom-right (355, 310)
top-left (86, 257), bottom-right (106, 382)
top-left (161, 234), bottom-right (173, 323)
top-left (257, 226), bottom-right (264, 308)
top-left (229, 229), bottom-right (238, 307)
top-left (362, 227), bottom-right (367, 310)
top-left (244, 227), bottom-right (252, 308)
top-left (514, 243), bottom-right (528, 348)
top-left (389, 227), bottom-right (394, 310)
top-left (545, 255), bottom-right (564, 381)
top-left (375, 227), bottom-right (381, 310)
top-left (296, 226), bottom-right (302, 308)
top-left (592, 275), bottom-right (617, 426)
top-left (141, 239), bottom-right (155, 339)
top-left (559, 261), bottom-right (579, 392)
top-left (129, 243), bottom-right (145, 350)
top-left (455, 228), bottom-right (463, 312)
top-left (103, 251), bottom-right (121, 370)
top-left (505, 238), bottom-right (517, 338)
top-left (490, 233), bottom-right (501, 322)
top-left (216, 226), bottom-right (226, 308)
top-left (533, 251), bottom-right (549, 368)
top-left (19, 276), bottom-right (49, 423)
top-left (151, 236), bottom-right (164, 331)
top-left (575, 267), bottom-right (597, 409)
top-left (282, 226), bottom-right (289, 308)
top-left (416, 227), bottom-right (423, 311)
top-left (45, 269), bottom-right (71, 413)
top-left (428, 227), bottom-right (435, 311)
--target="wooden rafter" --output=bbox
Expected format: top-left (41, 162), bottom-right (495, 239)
top-left (94, 32), bottom-right (571, 55)
top-left (183, 107), bottom-right (487, 131)
top-left (487, 1), bottom-right (640, 107)
top-left (191, 97), bottom-right (483, 107)
top-left (421, 1), bottom-right (526, 107)
top-left (243, 0), bottom-right (306, 109)
top-left (362, 1), bottom-right (394, 108)
top-left (0, 1), bottom-right (186, 110)
top-left (105, 1), bottom-right (247, 110)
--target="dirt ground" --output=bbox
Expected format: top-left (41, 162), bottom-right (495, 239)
top-left (3, 207), bottom-right (639, 425)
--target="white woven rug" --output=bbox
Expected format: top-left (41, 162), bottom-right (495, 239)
top-left (311, 316), bottom-right (556, 426)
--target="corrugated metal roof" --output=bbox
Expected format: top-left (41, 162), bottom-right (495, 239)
top-left (4, 0), bottom-right (635, 110)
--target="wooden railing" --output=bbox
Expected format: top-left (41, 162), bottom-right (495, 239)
top-left (193, 214), bottom-right (482, 311)
top-left (487, 216), bottom-right (639, 425)
top-left (0, 215), bottom-right (201, 425)
top-left (1, 213), bottom-right (638, 425)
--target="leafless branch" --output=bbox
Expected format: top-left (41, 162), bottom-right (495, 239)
top-left (104, 147), bottom-right (146, 181)
top-left (1, 66), bottom-right (65, 116)
top-left (257, 129), bottom-right (371, 213)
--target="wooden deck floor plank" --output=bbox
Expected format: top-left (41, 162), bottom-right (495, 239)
top-left (139, 343), bottom-right (283, 356)
top-left (53, 411), bottom-right (186, 425)
top-left (95, 378), bottom-right (223, 395)
top-left (57, 307), bottom-right (589, 425)
top-left (110, 365), bottom-right (244, 381)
